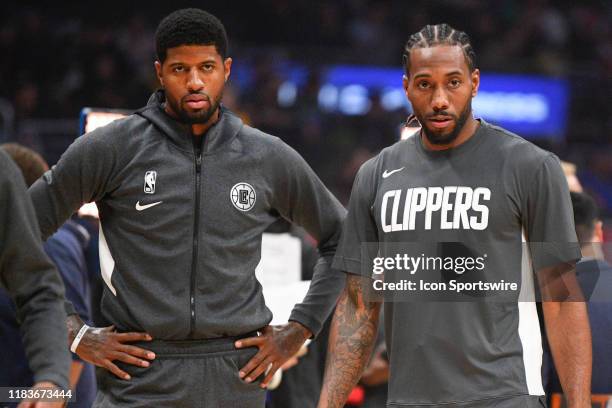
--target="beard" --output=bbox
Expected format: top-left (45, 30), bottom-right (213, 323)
top-left (418, 101), bottom-right (472, 145)
top-left (166, 90), bottom-right (223, 125)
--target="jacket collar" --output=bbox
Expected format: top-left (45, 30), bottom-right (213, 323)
top-left (136, 90), bottom-right (244, 154)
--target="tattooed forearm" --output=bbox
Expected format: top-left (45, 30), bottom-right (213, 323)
top-left (318, 275), bottom-right (381, 408)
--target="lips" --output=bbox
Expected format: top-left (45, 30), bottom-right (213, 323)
top-left (428, 116), bottom-right (454, 129)
top-left (183, 94), bottom-right (210, 110)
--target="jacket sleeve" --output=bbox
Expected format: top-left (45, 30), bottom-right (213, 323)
top-left (0, 151), bottom-right (70, 390)
top-left (269, 139), bottom-right (347, 338)
top-left (28, 124), bottom-right (119, 241)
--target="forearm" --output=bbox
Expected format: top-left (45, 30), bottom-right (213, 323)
top-left (319, 275), bottom-right (381, 408)
top-left (18, 294), bottom-right (71, 390)
top-left (543, 301), bottom-right (591, 407)
top-left (67, 313), bottom-right (86, 344)
top-left (289, 255), bottom-right (345, 337)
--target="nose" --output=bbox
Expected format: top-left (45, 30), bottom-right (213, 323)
top-left (431, 86), bottom-right (449, 112)
top-left (187, 68), bottom-right (204, 92)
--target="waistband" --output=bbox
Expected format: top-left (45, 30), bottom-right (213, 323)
top-left (135, 331), bottom-right (259, 357)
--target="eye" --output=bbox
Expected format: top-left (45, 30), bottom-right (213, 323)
top-left (202, 64), bottom-right (214, 72)
top-left (417, 81), bottom-right (430, 89)
top-left (449, 78), bottom-right (461, 88)
top-left (172, 65), bottom-right (184, 73)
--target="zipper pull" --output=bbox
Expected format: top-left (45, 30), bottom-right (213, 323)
top-left (196, 155), bottom-right (202, 172)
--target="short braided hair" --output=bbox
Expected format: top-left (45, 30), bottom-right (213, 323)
top-left (402, 24), bottom-right (476, 75)
top-left (155, 8), bottom-right (228, 63)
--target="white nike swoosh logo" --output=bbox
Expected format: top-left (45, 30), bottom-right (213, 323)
top-left (382, 167), bottom-right (405, 178)
top-left (135, 201), bottom-right (163, 211)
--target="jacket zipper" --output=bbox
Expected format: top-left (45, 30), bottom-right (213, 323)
top-left (190, 144), bottom-right (203, 336)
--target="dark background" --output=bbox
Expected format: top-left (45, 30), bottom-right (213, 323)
top-left (1, 0), bottom-right (610, 217)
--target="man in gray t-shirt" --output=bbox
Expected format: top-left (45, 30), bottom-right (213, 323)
top-left (318, 24), bottom-right (591, 408)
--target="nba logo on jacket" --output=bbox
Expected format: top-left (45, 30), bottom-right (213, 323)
top-left (144, 171), bottom-right (157, 194)
top-left (231, 182), bottom-right (256, 211)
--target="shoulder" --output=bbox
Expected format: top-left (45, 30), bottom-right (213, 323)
top-left (237, 124), bottom-right (282, 147)
top-left (482, 121), bottom-right (555, 169)
top-left (357, 138), bottom-right (413, 181)
top-left (62, 115), bottom-right (137, 162)
top-left (82, 114), bottom-right (146, 145)
top-left (380, 137), bottom-right (414, 164)
top-left (236, 124), bottom-right (305, 164)
top-left (350, 147), bottom-right (399, 200)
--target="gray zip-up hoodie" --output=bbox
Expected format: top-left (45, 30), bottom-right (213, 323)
top-left (0, 149), bottom-right (70, 389)
top-left (29, 91), bottom-right (346, 339)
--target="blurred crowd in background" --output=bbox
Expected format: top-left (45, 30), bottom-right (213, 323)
top-left (1, 2), bottom-right (611, 407)
top-left (1, 0), bottom-right (610, 210)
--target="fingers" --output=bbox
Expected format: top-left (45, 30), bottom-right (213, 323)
top-left (238, 349), bottom-right (267, 379)
top-left (103, 359), bottom-right (131, 380)
top-left (244, 356), bottom-right (275, 384)
top-left (113, 332), bottom-right (153, 342)
top-left (280, 356), bottom-right (299, 371)
top-left (113, 351), bottom-right (151, 368)
top-left (117, 344), bottom-right (156, 360)
top-left (234, 335), bottom-right (264, 349)
top-left (260, 361), bottom-right (281, 388)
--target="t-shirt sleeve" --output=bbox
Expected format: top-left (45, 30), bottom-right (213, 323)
top-left (523, 154), bottom-right (582, 271)
top-left (332, 160), bottom-right (379, 276)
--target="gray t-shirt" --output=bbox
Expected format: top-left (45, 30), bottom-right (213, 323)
top-left (333, 120), bottom-right (581, 407)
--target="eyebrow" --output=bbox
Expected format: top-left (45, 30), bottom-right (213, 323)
top-left (445, 70), bottom-right (463, 77)
top-left (413, 73), bottom-right (431, 80)
top-left (168, 58), bottom-right (217, 67)
top-left (413, 70), bottom-right (464, 80)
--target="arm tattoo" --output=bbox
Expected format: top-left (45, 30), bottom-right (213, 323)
top-left (321, 275), bottom-right (381, 408)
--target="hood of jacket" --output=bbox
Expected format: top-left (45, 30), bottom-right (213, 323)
top-left (136, 89), bottom-right (244, 154)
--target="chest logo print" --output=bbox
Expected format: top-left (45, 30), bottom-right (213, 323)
top-left (135, 201), bottom-right (163, 211)
top-left (231, 182), bottom-right (256, 212)
top-left (144, 171), bottom-right (157, 194)
top-left (382, 167), bottom-right (404, 179)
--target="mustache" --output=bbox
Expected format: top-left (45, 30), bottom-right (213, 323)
top-left (426, 111), bottom-right (456, 119)
top-left (181, 92), bottom-right (211, 103)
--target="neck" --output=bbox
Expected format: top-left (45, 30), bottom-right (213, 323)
top-left (580, 243), bottom-right (604, 260)
top-left (421, 116), bottom-right (479, 151)
top-left (163, 105), bottom-right (221, 137)
top-left (192, 107), bottom-right (221, 137)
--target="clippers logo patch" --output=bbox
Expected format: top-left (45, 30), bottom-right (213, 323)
top-left (231, 182), bottom-right (256, 212)
top-left (144, 171), bottom-right (157, 194)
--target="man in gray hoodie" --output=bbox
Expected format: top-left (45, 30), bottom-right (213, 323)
top-left (0, 148), bottom-right (70, 408)
top-left (28, 8), bottom-right (345, 408)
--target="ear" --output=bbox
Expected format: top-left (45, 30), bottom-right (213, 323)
top-left (471, 68), bottom-right (480, 98)
top-left (403, 74), bottom-right (410, 98)
top-left (223, 57), bottom-right (232, 83)
top-left (154, 61), bottom-right (164, 87)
